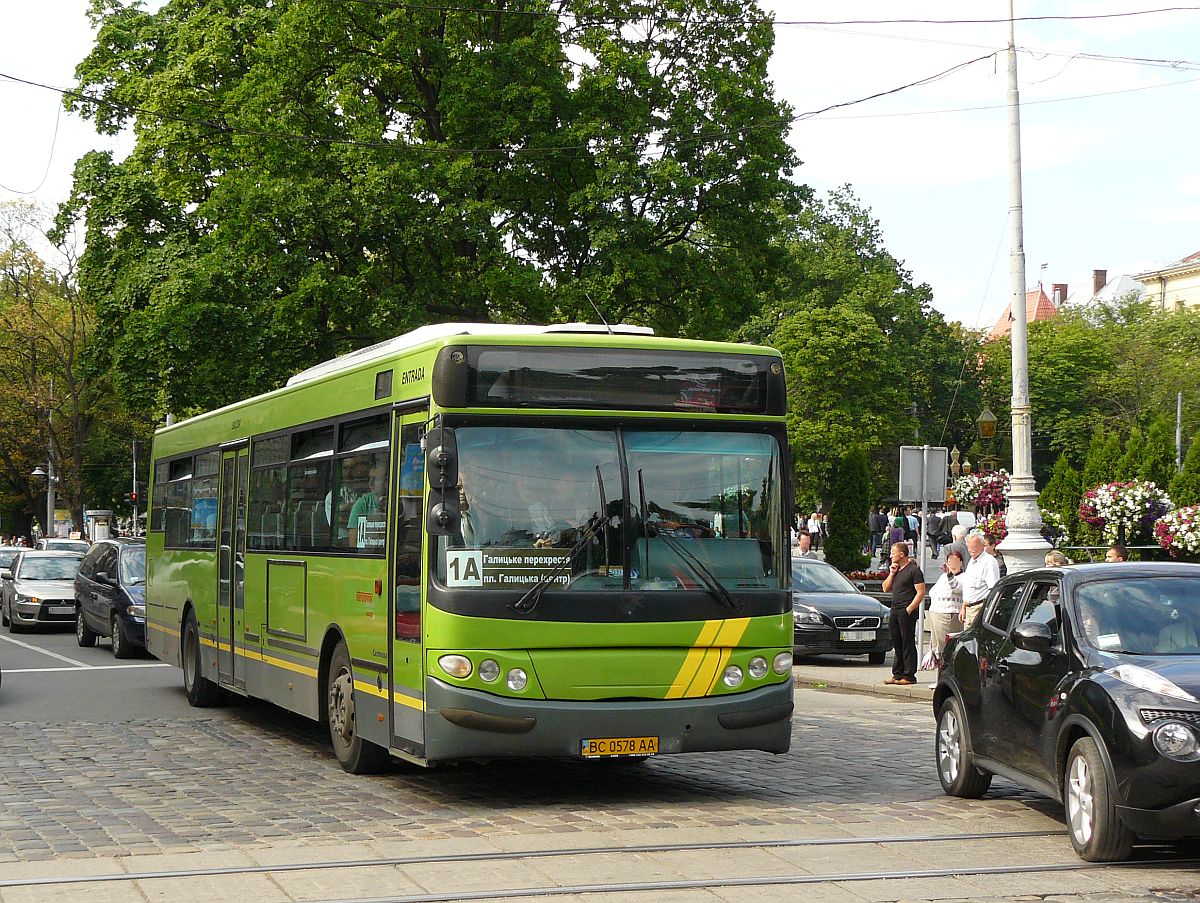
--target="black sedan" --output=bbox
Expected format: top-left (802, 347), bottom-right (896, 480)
top-left (75, 538), bottom-right (147, 658)
top-left (934, 562), bottom-right (1200, 862)
top-left (791, 558), bottom-right (890, 664)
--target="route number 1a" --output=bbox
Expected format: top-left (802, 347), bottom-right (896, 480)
top-left (445, 550), bottom-right (484, 587)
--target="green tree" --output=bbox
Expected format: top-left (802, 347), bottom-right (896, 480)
top-left (769, 305), bottom-right (906, 506)
top-left (61, 0), bottom-right (802, 415)
top-left (824, 446), bottom-right (870, 572)
top-left (1139, 416), bottom-right (1177, 489)
top-left (1115, 426), bottom-right (1145, 481)
top-left (1039, 452), bottom-right (1081, 540)
top-left (1170, 430), bottom-right (1200, 507)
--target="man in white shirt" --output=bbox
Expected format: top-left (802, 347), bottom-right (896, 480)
top-left (794, 533), bottom-right (819, 560)
top-left (960, 531), bottom-right (1000, 628)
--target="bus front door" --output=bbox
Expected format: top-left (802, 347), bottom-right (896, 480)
top-left (389, 409), bottom-right (427, 758)
top-left (218, 444), bottom-right (249, 691)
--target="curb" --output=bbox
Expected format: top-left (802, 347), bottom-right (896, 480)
top-left (792, 667), bottom-right (937, 702)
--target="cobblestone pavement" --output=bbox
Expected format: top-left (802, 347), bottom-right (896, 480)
top-left (0, 698), bottom-right (1059, 863)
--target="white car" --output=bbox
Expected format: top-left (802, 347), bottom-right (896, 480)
top-left (1, 551), bottom-right (85, 632)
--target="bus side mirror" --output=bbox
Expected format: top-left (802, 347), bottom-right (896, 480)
top-left (426, 427), bottom-right (460, 536)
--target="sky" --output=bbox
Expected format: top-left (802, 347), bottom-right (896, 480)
top-left (2, 1), bottom-right (1199, 331)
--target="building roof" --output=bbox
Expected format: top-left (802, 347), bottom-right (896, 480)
top-left (1064, 274), bottom-right (1145, 306)
top-left (1135, 248), bottom-right (1200, 282)
top-left (988, 286), bottom-right (1057, 340)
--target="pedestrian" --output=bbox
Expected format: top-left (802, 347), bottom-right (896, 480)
top-left (794, 532), bottom-right (818, 560)
top-left (960, 531), bottom-right (1000, 629)
top-left (1045, 550), bottom-right (1070, 567)
top-left (807, 510), bottom-right (822, 552)
top-left (1104, 544), bottom-right (1128, 562)
top-left (944, 524), bottom-right (968, 565)
top-left (881, 541), bottom-right (926, 686)
top-left (984, 535), bottom-right (1007, 578)
top-left (869, 506), bottom-right (885, 557)
top-left (905, 507), bottom-right (919, 544)
top-left (927, 550), bottom-right (965, 676)
top-left (887, 511), bottom-right (906, 555)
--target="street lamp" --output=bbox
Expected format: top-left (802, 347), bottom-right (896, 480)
top-left (977, 406), bottom-right (999, 473)
top-left (30, 461), bottom-right (58, 539)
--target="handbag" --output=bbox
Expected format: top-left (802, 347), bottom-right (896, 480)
top-left (920, 647), bottom-right (941, 671)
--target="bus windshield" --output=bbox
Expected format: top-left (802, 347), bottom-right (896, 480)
top-left (438, 427), bottom-right (783, 592)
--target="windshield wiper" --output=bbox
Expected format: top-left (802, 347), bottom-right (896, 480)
top-left (512, 466), bottom-right (610, 615)
top-left (655, 531), bottom-right (742, 614)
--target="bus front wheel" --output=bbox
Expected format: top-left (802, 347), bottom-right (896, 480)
top-left (182, 610), bottom-right (221, 707)
top-left (327, 641), bottom-right (390, 774)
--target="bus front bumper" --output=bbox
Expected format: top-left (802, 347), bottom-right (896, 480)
top-left (423, 678), bottom-right (793, 763)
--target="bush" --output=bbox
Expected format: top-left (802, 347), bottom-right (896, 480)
top-left (824, 446), bottom-right (870, 572)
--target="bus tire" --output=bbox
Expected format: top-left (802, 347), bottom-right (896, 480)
top-left (182, 609), bottom-right (221, 707)
top-left (327, 640), bottom-right (389, 774)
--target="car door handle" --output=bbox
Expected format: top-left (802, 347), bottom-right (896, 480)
top-left (996, 662), bottom-right (1010, 679)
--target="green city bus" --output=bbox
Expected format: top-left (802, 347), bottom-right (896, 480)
top-left (146, 323), bottom-right (794, 771)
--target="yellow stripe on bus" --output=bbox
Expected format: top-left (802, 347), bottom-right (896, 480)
top-left (147, 621), bottom-right (181, 639)
top-left (155, 621), bottom-right (420, 704)
top-left (678, 617), bottom-right (751, 698)
top-left (666, 619), bottom-right (723, 699)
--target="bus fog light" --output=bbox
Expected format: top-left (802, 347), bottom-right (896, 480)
top-left (722, 665), bottom-right (744, 688)
top-left (747, 656), bottom-right (768, 679)
top-left (506, 668), bottom-right (528, 691)
top-left (1153, 722), bottom-right (1199, 761)
top-left (478, 659), bottom-right (500, 682)
top-left (773, 652), bottom-right (793, 674)
top-left (438, 655), bottom-right (472, 679)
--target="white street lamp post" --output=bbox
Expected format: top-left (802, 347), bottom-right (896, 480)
top-left (998, 1), bottom-right (1050, 572)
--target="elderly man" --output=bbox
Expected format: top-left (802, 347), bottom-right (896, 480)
top-left (960, 531), bottom-right (1000, 628)
top-left (794, 532), bottom-right (819, 560)
top-left (881, 541), bottom-right (926, 686)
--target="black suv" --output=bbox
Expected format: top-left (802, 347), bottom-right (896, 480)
top-left (933, 562), bottom-right (1200, 861)
top-left (74, 538), bottom-right (147, 658)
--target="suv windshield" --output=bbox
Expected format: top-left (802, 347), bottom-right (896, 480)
top-left (120, 546), bottom-right (146, 585)
top-left (437, 427), bottom-right (783, 593)
top-left (18, 557), bottom-right (82, 580)
top-left (1075, 576), bottom-right (1200, 654)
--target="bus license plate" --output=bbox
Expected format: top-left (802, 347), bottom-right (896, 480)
top-left (581, 736), bottom-right (658, 758)
top-left (840, 629), bottom-right (875, 642)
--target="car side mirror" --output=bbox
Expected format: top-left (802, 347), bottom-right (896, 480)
top-left (94, 571), bottom-right (113, 585)
top-left (854, 581), bottom-right (867, 592)
top-left (1012, 620), bottom-right (1054, 653)
top-left (0, 569), bottom-right (10, 581)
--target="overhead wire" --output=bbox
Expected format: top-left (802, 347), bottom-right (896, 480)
top-left (0, 100), bottom-right (61, 195)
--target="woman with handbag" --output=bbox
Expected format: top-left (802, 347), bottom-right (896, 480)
top-left (926, 550), bottom-right (965, 677)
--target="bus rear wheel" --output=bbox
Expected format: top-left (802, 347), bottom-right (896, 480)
top-left (182, 610), bottom-right (221, 707)
top-left (327, 641), bottom-right (389, 774)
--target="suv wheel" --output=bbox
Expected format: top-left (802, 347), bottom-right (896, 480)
top-left (935, 696), bottom-right (992, 798)
top-left (111, 614), bottom-right (134, 659)
top-left (1065, 737), bottom-right (1135, 861)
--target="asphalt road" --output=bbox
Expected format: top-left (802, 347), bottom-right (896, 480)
top-left (1, 625), bottom-right (1197, 902)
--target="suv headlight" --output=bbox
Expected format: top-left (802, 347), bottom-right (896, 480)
top-left (1153, 722), bottom-right (1200, 761)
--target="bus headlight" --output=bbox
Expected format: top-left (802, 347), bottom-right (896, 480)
top-left (438, 655), bottom-right (472, 679)
top-left (773, 652), bottom-right (793, 674)
top-left (747, 656), bottom-right (768, 679)
top-left (722, 665), bottom-right (744, 688)
top-left (506, 668), bottom-right (528, 691)
top-left (478, 659), bottom-right (500, 682)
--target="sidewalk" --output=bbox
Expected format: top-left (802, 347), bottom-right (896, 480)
top-left (794, 544), bottom-right (946, 702)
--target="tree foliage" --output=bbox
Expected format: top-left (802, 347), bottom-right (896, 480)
top-left (1039, 452), bottom-right (1081, 540)
top-left (1170, 430), bottom-right (1200, 507)
top-left (61, 0), bottom-right (802, 416)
